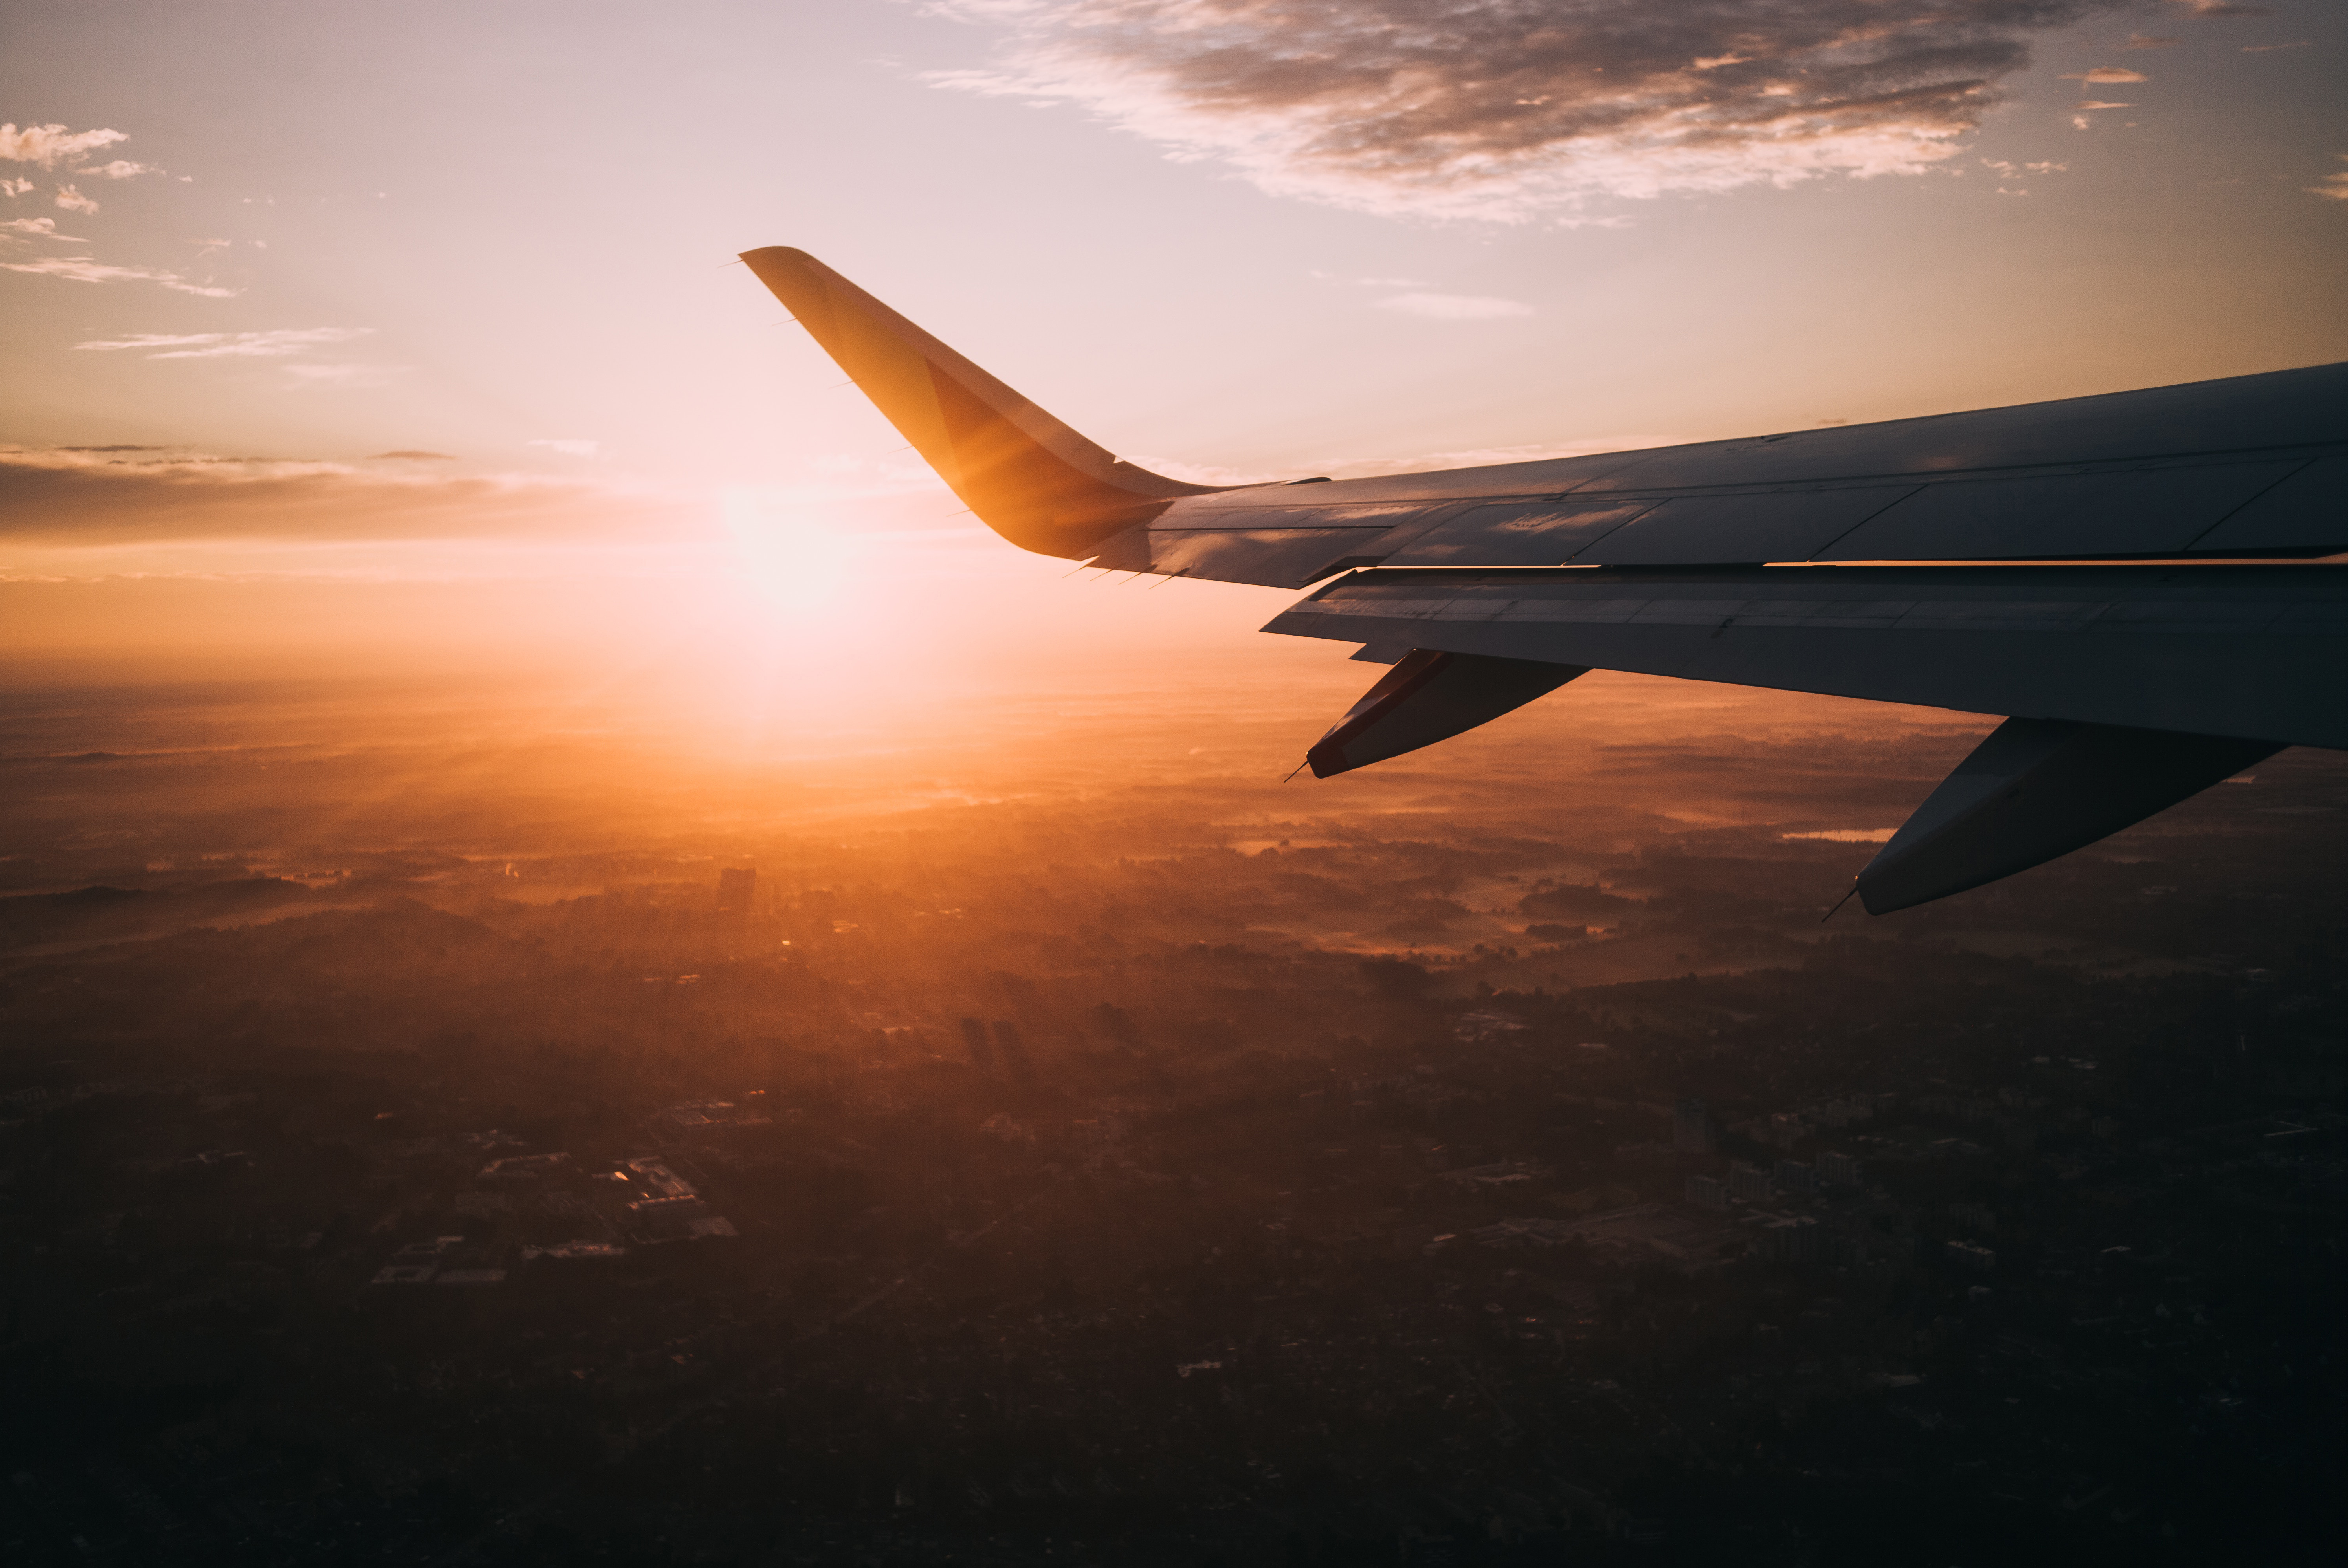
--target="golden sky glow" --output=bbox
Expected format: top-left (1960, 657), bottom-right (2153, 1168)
top-left (4, 0), bottom-right (2345, 736)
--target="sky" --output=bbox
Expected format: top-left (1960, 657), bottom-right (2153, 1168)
top-left (3, 0), bottom-right (2344, 738)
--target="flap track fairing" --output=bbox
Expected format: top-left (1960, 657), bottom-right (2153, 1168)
top-left (1306, 649), bottom-right (1587, 779)
top-left (1857, 718), bottom-right (2282, 914)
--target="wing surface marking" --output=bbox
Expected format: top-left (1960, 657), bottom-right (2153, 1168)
top-left (1576, 487), bottom-right (1917, 566)
top-left (1382, 500), bottom-right (1658, 566)
top-left (1816, 458), bottom-right (2309, 561)
top-left (2187, 457), bottom-right (2348, 555)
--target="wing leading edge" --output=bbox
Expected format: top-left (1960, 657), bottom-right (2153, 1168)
top-left (743, 247), bottom-right (2344, 910)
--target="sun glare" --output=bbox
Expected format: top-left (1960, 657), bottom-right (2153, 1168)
top-left (719, 486), bottom-right (868, 620)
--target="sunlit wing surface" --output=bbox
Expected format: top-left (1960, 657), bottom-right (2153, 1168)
top-left (743, 247), bottom-right (2346, 912)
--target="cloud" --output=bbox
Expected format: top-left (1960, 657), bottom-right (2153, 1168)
top-left (1, 216), bottom-right (83, 241)
top-left (2171, 0), bottom-right (2267, 14)
top-left (0, 122), bottom-right (129, 168)
top-left (2242, 40), bottom-right (2311, 51)
top-left (2309, 156), bottom-right (2348, 202)
top-left (0, 254), bottom-right (238, 296)
top-left (369, 450), bottom-right (457, 461)
top-left (281, 362), bottom-right (404, 388)
top-left (0, 176), bottom-right (33, 198)
top-left (74, 327), bottom-right (375, 360)
top-left (1311, 269), bottom-right (1432, 286)
top-left (2125, 34), bottom-right (2183, 47)
top-left (0, 446), bottom-right (688, 543)
top-left (1376, 291), bottom-right (1534, 319)
top-left (530, 438), bottom-right (602, 458)
top-left (928, 0), bottom-right (2128, 221)
top-left (2073, 99), bottom-right (2134, 110)
top-left (53, 184), bottom-right (99, 215)
top-left (75, 159), bottom-right (160, 179)
top-left (2060, 66), bottom-right (2147, 81)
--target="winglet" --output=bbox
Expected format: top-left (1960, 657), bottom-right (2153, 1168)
top-left (741, 247), bottom-right (1229, 558)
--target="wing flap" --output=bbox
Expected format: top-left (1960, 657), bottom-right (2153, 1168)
top-left (1264, 564), bottom-right (2348, 751)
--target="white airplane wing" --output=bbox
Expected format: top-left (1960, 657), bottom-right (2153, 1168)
top-left (743, 246), bottom-right (2344, 912)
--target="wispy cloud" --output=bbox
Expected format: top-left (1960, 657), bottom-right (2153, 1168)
top-left (1977, 154), bottom-right (2066, 193)
top-left (1310, 269), bottom-right (1432, 287)
top-left (53, 184), bottom-right (99, 215)
top-left (0, 176), bottom-right (33, 198)
top-left (1376, 291), bottom-right (1534, 320)
top-left (2060, 66), bottom-right (2148, 82)
top-left (0, 254), bottom-right (238, 296)
top-left (2125, 34), bottom-right (2183, 48)
top-left (0, 446), bottom-right (690, 543)
top-left (2308, 156), bottom-right (2348, 202)
top-left (530, 438), bottom-right (602, 458)
top-left (370, 450), bottom-right (457, 461)
top-left (2073, 99), bottom-right (2135, 110)
top-left (928, 0), bottom-right (2129, 222)
top-left (1, 216), bottom-right (83, 241)
top-left (73, 327), bottom-right (374, 360)
top-left (281, 362), bottom-right (404, 388)
top-left (2242, 40), bottom-right (2311, 51)
top-left (2171, 0), bottom-right (2268, 15)
top-left (0, 122), bottom-right (129, 168)
top-left (75, 159), bottom-right (161, 179)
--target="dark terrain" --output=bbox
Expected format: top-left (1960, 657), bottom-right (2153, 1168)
top-left (3, 675), bottom-right (2342, 1566)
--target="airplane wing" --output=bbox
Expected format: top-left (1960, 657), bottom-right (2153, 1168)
top-left (743, 246), bottom-right (2345, 912)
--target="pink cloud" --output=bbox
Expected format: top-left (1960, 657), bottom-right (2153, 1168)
top-left (0, 122), bottom-right (129, 168)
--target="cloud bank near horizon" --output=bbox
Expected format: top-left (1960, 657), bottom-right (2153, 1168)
top-left (0, 447), bottom-right (692, 545)
top-left (931, 0), bottom-right (2127, 221)
top-left (0, 445), bottom-right (965, 551)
